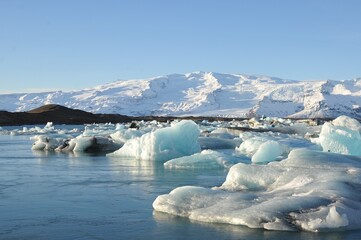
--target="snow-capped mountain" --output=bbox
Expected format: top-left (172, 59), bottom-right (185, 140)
top-left (1, 72), bottom-right (361, 118)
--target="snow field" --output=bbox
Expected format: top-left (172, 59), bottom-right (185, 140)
top-left (2, 71), bottom-right (361, 118)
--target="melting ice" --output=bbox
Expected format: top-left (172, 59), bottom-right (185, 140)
top-left (4, 115), bottom-right (361, 232)
top-left (153, 115), bottom-right (361, 232)
top-left (107, 120), bottom-right (201, 162)
top-left (154, 149), bottom-right (361, 232)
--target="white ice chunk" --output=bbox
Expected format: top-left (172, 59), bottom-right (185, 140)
top-left (31, 135), bottom-right (63, 151)
top-left (153, 149), bottom-right (361, 232)
top-left (107, 120), bottom-right (201, 162)
top-left (251, 141), bottom-right (285, 163)
top-left (220, 163), bottom-right (282, 191)
top-left (236, 131), bottom-right (318, 163)
top-left (164, 150), bottom-right (242, 169)
top-left (110, 128), bottom-right (144, 144)
top-left (332, 115), bottom-right (361, 132)
top-left (319, 115), bottom-right (361, 155)
top-left (59, 135), bottom-right (121, 153)
top-left (302, 206), bottom-right (349, 231)
top-left (44, 122), bottom-right (54, 131)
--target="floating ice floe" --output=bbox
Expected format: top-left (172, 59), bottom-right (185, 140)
top-left (12, 122), bottom-right (57, 136)
top-left (164, 150), bottom-right (244, 169)
top-left (107, 120), bottom-right (201, 162)
top-left (236, 131), bottom-right (319, 163)
top-left (153, 149), bottom-right (361, 232)
top-left (32, 134), bottom-right (121, 153)
top-left (31, 135), bottom-right (65, 151)
top-left (0, 122), bottom-right (81, 136)
top-left (56, 135), bottom-right (121, 153)
top-left (317, 115), bottom-right (361, 156)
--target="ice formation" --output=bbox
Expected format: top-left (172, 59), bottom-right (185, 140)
top-left (32, 134), bottom-right (121, 153)
top-left (57, 135), bottom-right (121, 153)
top-left (236, 131), bottom-right (318, 163)
top-left (107, 120), bottom-right (201, 162)
top-left (251, 141), bottom-right (285, 163)
top-left (164, 150), bottom-right (243, 169)
top-left (8, 114), bottom-right (361, 232)
top-left (109, 128), bottom-right (144, 144)
top-left (0, 122), bottom-right (81, 136)
top-left (31, 135), bottom-right (64, 151)
top-left (318, 115), bottom-right (361, 156)
top-left (153, 149), bottom-right (361, 232)
top-left (29, 122), bottom-right (123, 153)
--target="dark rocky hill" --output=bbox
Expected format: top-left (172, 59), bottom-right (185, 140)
top-left (0, 104), bottom-right (236, 126)
top-left (0, 104), bottom-right (133, 126)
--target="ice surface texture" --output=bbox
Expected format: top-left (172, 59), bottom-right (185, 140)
top-left (319, 115), bottom-right (361, 156)
top-left (108, 120), bottom-right (201, 162)
top-left (154, 149), bottom-right (361, 232)
top-left (164, 150), bottom-right (242, 169)
top-left (236, 131), bottom-right (318, 163)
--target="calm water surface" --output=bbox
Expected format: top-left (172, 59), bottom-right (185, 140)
top-left (0, 134), bottom-right (360, 239)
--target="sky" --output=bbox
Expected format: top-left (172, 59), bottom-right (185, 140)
top-left (1, 0), bottom-right (361, 93)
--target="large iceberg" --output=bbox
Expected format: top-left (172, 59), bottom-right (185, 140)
top-left (107, 120), bottom-right (201, 162)
top-left (318, 115), bottom-right (361, 156)
top-left (153, 149), bottom-right (361, 232)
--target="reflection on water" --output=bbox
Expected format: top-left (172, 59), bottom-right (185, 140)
top-left (153, 211), bottom-right (361, 240)
top-left (0, 135), bottom-right (361, 239)
top-left (109, 156), bottom-right (161, 177)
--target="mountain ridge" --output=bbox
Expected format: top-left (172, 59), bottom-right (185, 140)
top-left (1, 71), bottom-right (361, 119)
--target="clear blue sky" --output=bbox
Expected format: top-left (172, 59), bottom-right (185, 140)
top-left (1, 0), bottom-right (361, 93)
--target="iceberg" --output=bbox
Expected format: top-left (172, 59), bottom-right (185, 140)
top-left (107, 120), bottom-right (201, 162)
top-left (318, 115), bottom-right (361, 156)
top-left (31, 134), bottom-right (121, 153)
top-left (153, 149), bottom-right (361, 232)
top-left (236, 131), bottom-right (318, 163)
top-left (57, 135), bottom-right (121, 153)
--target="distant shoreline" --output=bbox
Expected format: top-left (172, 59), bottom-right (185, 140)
top-left (0, 104), bottom-right (247, 126)
top-left (0, 104), bottom-right (333, 126)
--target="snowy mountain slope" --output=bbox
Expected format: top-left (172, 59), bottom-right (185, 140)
top-left (1, 72), bottom-right (361, 118)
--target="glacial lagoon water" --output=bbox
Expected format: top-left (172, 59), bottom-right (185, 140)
top-left (1, 132), bottom-right (361, 239)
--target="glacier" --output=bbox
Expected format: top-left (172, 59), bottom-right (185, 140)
top-left (1, 72), bottom-right (361, 118)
